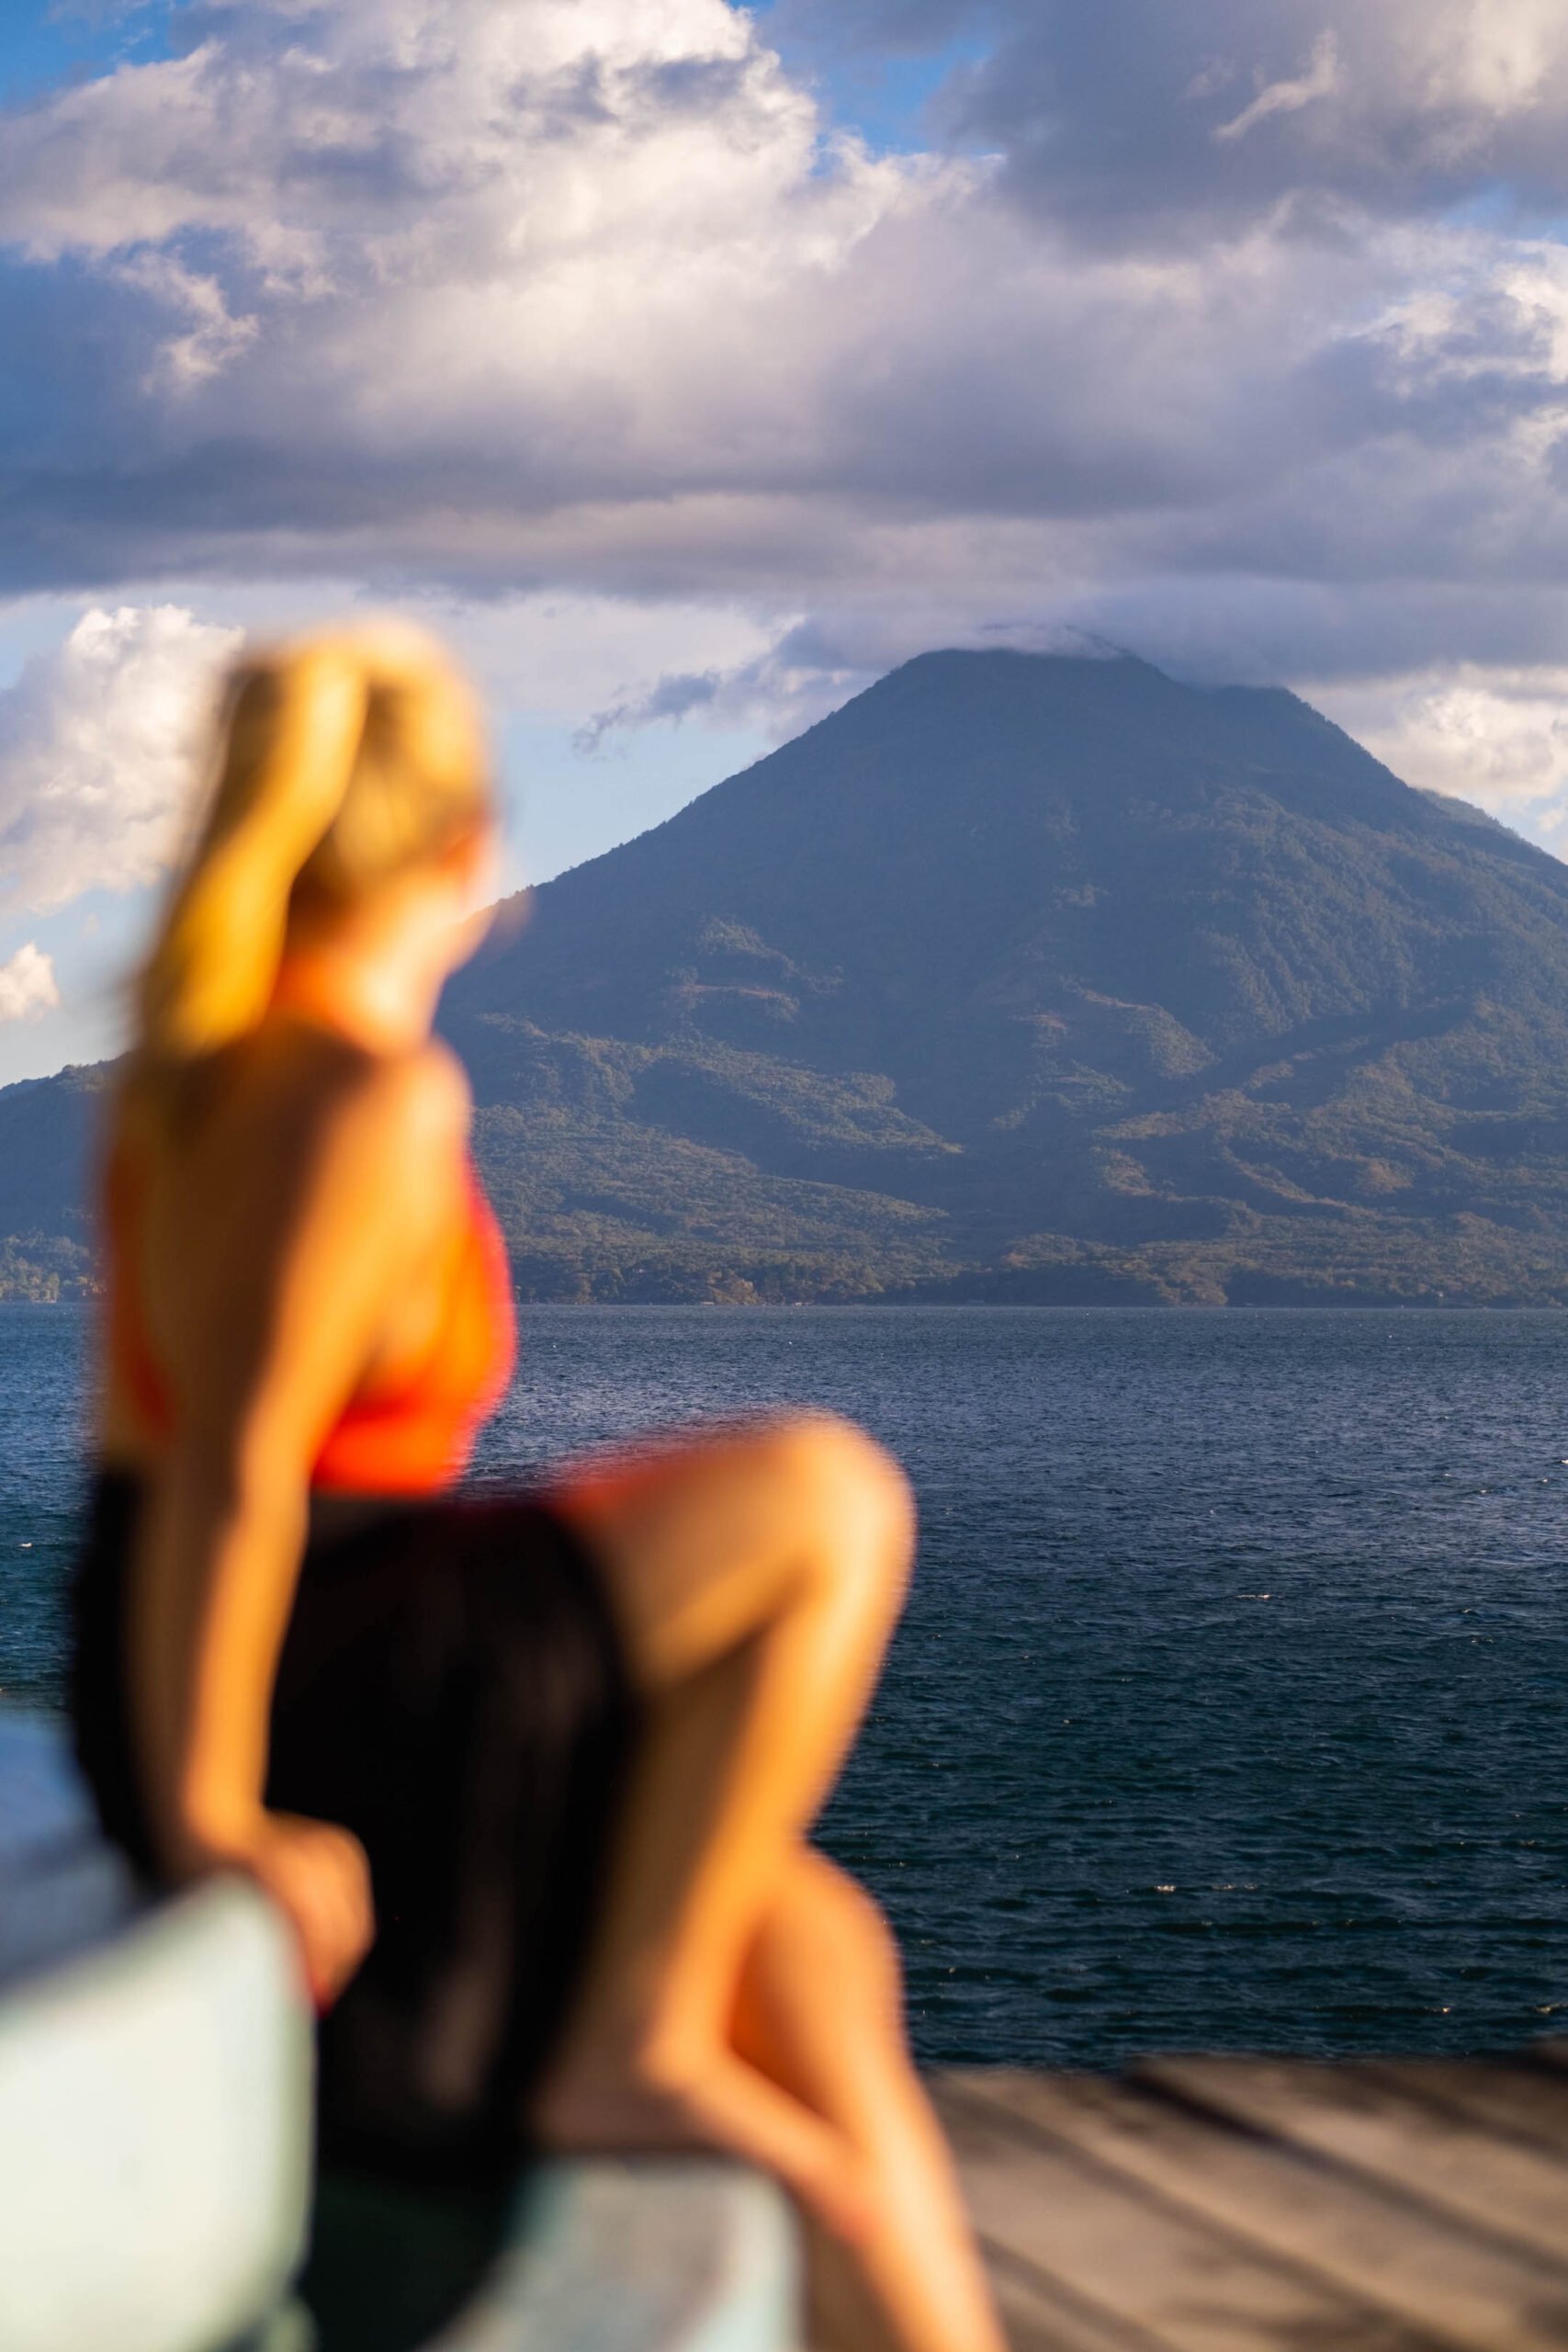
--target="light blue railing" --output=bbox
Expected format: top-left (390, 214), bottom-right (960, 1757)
top-left (0, 1714), bottom-right (798, 2352)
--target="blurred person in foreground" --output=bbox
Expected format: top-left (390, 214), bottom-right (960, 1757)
top-left (68, 623), bottom-right (1004, 2352)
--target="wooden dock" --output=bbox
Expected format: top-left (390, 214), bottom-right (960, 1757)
top-left (933, 2052), bottom-right (1568, 2350)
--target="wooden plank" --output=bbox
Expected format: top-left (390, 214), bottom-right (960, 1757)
top-left (978, 2240), bottom-right (1175, 2352)
top-left (1363, 2058), bottom-right (1568, 2154)
top-left (946, 2070), bottom-right (1568, 2352)
top-left (931, 2079), bottom-right (1438, 2352)
top-left (1136, 2055), bottom-right (1568, 2268)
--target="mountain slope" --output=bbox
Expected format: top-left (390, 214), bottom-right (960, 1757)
top-left (11, 648), bottom-right (1568, 1304)
top-left (440, 649), bottom-right (1568, 1301)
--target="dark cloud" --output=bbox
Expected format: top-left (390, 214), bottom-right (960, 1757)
top-left (774, 1), bottom-right (1568, 243)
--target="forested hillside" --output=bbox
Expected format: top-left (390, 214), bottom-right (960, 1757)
top-left (12, 650), bottom-right (1568, 1305)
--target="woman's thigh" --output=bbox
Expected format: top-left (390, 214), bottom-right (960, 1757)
top-left (546, 1413), bottom-right (913, 1690)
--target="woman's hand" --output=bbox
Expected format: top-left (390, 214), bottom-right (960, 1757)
top-left (244, 1811), bottom-right (376, 2009)
top-left (167, 1808), bottom-right (375, 2011)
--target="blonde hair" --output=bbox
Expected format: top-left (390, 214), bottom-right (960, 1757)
top-left (137, 622), bottom-right (490, 1064)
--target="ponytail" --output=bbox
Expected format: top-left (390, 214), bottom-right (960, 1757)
top-left (135, 624), bottom-right (487, 1069)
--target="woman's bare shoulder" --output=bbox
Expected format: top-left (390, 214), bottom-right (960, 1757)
top-left (118, 1029), bottom-right (471, 1214)
top-left (259, 1033), bottom-right (473, 1211)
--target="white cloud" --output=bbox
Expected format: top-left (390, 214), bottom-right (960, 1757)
top-left (0, 0), bottom-right (970, 594)
top-left (1312, 666), bottom-right (1568, 843)
top-left (1213, 30), bottom-right (1340, 144)
top-left (580, 613), bottom-right (1122, 747)
top-left (113, 248), bottom-right (260, 390)
top-left (0, 0), bottom-right (1561, 647)
top-left (0, 0), bottom-right (1567, 862)
top-left (0, 605), bottom-right (242, 912)
top-left (0, 943), bottom-right (61, 1024)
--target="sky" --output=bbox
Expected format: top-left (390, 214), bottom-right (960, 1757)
top-left (5, 3), bottom-right (1568, 1081)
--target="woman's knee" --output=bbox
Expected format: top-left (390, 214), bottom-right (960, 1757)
top-left (743, 1413), bottom-right (916, 1580)
top-left (555, 1410), bottom-right (912, 1682)
top-left (784, 1848), bottom-right (906, 2008)
top-left (733, 1851), bottom-right (909, 2098)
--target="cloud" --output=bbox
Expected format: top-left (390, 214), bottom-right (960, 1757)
top-left (0, 0), bottom-right (1566, 831)
top-left (1311, 665), bottom-right (1568, 842)
top-left (780, 1), bottom-right (1568, 241)
top-left (0, 943), bottom-right (61, 1023)
top-left (0, 604), bottom-right (242, 911)
top-left (1213, 30), bottom-right (1339, 144)
top-left (581, 613), bottom-right (1122, 747)
top-left (0, 0), bottom-right (971, 594)
top-left (576, 669), bottom-right (734, 755)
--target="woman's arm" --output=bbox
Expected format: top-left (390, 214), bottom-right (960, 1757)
top-left (125, 1043), bottom-right (468, 1995)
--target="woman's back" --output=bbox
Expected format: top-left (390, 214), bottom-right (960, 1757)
top-left (99, 1014), bottom-right (514, 1495)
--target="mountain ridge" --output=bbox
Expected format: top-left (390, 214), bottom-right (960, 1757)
top-left (10, 648), bottom-right (1568, 1305)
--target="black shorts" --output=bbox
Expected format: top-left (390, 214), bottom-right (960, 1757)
top-left (69, 1471), bottom-right (640, 2187)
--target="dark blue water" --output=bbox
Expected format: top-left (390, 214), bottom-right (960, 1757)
top-left (6, 1302), bottom-right (1568, 2068)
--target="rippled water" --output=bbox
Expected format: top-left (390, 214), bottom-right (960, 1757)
top-left (6, 1302), bottom-right (1568, 2067)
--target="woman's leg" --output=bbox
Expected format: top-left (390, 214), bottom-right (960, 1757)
top-left (732, 1847), bottom-right (1006, 2352)
top-left (535, 1413), bottom-right (914, 2233)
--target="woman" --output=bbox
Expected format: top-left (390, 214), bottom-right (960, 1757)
top-left (70, 624), bottom-right (1004, 2352)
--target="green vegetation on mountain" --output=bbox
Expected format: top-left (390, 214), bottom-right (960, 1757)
top-left (10, 648), bottom-right (1568, 1304)
top-left (0, 1064), bottom-right (106, 1296)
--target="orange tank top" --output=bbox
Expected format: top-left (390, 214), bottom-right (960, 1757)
top-left (104, 1133), bottom-right (517, 1497)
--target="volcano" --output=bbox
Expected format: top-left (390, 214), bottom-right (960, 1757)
top-left (13, 649), bottom-right (1568, 1305)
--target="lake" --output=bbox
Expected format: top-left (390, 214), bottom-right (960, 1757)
top-left (6, 1301), bottom-right (1568, 2069)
